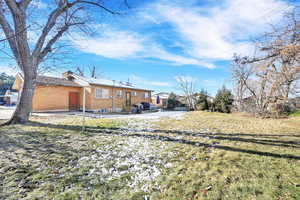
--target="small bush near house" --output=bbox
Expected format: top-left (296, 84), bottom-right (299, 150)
top-left (289, 109), bottom-right (300, 117)
top-left (167, 92), bottom-right (182, 109)
top-left (272, 102), bottom-right (294, 117)
top-left (196, 90), bottom-right (209, 111)
top-left (259, 101), bottom-right (297, 118)
top-left (214, 86), bottom-right (233, 113)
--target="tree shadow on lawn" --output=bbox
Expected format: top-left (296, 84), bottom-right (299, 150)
top-left (23, 121), bottom-right (300, 160)
top-left (0, 129), bottom-right (91, 164)
top-left (0, 129), bottom-right (120, 199)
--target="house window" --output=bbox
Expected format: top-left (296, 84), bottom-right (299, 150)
top-left (142, 92), bottom-right (149, 98)
top-left (116, 90), bottom-right (123, 97)
top-left (95, 88), bottom-right (109, 99)
top-left (131, 91), bottom-right (137, 96)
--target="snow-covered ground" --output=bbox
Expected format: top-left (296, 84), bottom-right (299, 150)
top-left (99, 111), bottom-right (186, 119)
top-left (74, 111), bottom-right (186, 195)
top-left (33, 110), bottom-right (186, 120)
top-left (0, 106), bottom-right (15, 119)
top-left (1, 108), bottom-right (186, 195)
top-left (76, 136), bottom-right (174, 193)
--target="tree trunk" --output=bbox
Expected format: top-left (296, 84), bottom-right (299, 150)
top-left (2, 69), bottom-right (36, 125)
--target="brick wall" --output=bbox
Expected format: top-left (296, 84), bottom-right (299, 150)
top-left (90, 85), bottom-right (151, 111)
top-left (32, 86), bottom-right (82, 112)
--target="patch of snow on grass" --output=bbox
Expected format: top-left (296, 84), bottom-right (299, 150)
top-left (76, 119), bottom-right (174, 192)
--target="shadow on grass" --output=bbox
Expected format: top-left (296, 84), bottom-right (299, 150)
top-left (0, 127), bottom-right (91, 164)
top-left (0, 126), bottom-right (117, 199)
top-left (20, 121), bottom-right (300, 160)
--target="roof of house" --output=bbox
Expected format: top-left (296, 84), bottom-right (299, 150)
top-left (85, 77), bottom-right (135, 89)
top-left (36, 75), bottom-right (82, 87)
top-left (153, 92), bottom-right (170, 99)
top-left (0, 85), bottom-right (11, 95)
top-left (72, 74), bottom-right (153, 91)
top-left (16, 72), bottom-right (153, 91)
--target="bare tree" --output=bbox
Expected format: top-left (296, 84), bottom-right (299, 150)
top-left (176, 76), bottom-right (197, 110)
top-left (0, 0), bottom-right (127, 124)
top-left (232, 56), bottom-right (275, 115)
top-left (232, 8), bottom-right (300, 116)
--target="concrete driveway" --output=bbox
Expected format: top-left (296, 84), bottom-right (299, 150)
top-left (0, 107), bottom-right (186, 121)
top-left (86, 111), bottom-right (186, 119)
top-left (0, 106), bottom-right (15, 120)
top-left (32, 110), bottom-right (186, 120)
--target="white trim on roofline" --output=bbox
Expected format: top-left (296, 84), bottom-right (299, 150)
top-left (70, 73), bottom-right (153, 92)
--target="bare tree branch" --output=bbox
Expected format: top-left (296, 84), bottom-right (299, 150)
top-left (38, 22), bottom-right (84, 63)
top-left (0, 5), bottom-right (23, 69)
top-left (19, 0), bottom-right (33, 9)
top-left (32, 1), bottom-right (73, 59)
top-left (176, 76), bottom-right (196, 110)
top-left (76, 0), bottom-right (121, 14)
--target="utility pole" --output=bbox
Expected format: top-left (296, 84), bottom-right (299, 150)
top-left (112, 80), bottom-right (115, 112)
top-left (82, 87), bottom-right (86, 132)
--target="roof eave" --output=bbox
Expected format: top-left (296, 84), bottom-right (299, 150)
top-left (89, 83), bottom-right (153, 92)
top-left (36, 83), bottom-right (83, 88)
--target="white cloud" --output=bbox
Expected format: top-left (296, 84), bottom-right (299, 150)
top-left (69, 0), bottom-right (292, 69)
top-left (71, 30), bottom-right (145, 59)
top-left (146, 44), bottom-right (216, 68)
top-left (70, 27), bottom-right (215, 68)
top-left (144, 0), bottom-right (291, 60)
top-left (131, 75), bottom-right (172, 87)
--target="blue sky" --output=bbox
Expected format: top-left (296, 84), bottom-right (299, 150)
top-left (0, 0), bottom-right (298, 95)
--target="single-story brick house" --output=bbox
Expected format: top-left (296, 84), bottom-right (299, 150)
top-left (12, 71), bottom-right (152, 112)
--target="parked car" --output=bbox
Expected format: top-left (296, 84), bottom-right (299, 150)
top-left (149, 104), bottom-right (159, 111)
top-left (131, 104), bottom-right (143, 113)
top-left (140, 102), bottom-right (159, 111)
top-left (140, 102), bottom-right (150, 110)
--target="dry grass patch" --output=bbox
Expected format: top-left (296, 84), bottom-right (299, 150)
top-left (0, 117), bottom-right (165, 200)
top-left (1, 112), bottom-right (300, 199)
top-left (155, 111), bottom-right (300, 134)
top-left (149, 111), bottom-right (300, 199)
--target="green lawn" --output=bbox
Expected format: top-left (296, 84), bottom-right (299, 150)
top-left (289, 109), bottom-right (300, 117)
top-left (0, 112), bottom-right (300, 199)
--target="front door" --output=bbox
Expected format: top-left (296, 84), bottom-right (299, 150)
top-left (125, 92), bottom-right (131, 107)
top-left (69, 92), bottom-right (79, 110)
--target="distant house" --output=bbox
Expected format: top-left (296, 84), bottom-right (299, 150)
top-left (0, 84), bottom-right (13, 104)
top-left (4, 90), bottom-right (18, 105)
top-left (288, 97), bottom-right (300, 109)
top-left (152, 92), bottom-right (170, 108)
top-left (0, 86), bottom-right (8, 103)
top-left (13, 71), bottom-right (152, 112)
